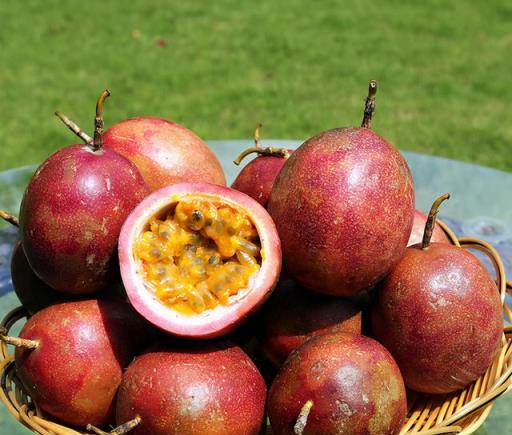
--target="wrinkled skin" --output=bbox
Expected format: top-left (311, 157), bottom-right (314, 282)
top-left (11, 242), bottom-right (127, 314)
top-left (232, 151), bottom-right (293, 207)
top-left (15, 300), bottom-right (154, 426)
top-left (103, 117), bottom-right (226, 191)
top-left (407, 210), bottom-right (450, 246)
top-left (116, 342), bottom-right (266, 435)
top-left (19, 144), bottom-right (148, 294)
top-left (268, 127), bottom-right (415, 296)
top-left (372, 243), bottom-right (503, 393)
top-left (268, 333), bottom-right (406, 435)
top-left (260, 280), bottom-right (362, 367)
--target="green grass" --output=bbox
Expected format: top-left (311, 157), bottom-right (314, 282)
top-left (1, 0), bottom-right (511, 171)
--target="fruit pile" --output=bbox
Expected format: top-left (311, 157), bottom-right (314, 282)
top-left (0, 82), bottom-right (506, 435)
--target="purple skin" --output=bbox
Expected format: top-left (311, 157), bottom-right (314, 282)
top-left (116, 342), bottom-right (267, 435)
top-left (232, 151), bottom-right (293, 208)
top-left (19, 144), bottom-right (148, 294)
top-left (268, 333), bottom-right (407, 435)
top-left (268, 127), bottom-right (415, 296)
top-left (11, 242), bottom-right (128, 314)
top-left (372, 243), bottom-right (503, 394)
top-left (259, 279), bottom-right (362, 367)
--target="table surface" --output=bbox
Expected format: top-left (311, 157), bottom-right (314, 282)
top-left (0, 140), bottom-right (511, 434)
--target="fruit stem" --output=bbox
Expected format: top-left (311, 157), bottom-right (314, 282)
top-left (55, 111), bottom-right (93, 144)
top-left (254, 122), bottom-right (262, 148)
top-left (93, 89), bottom-right (111, 151)
top-left (0, 327), bottom-right (39, 349)
top-left (294, 400), bottom-right (313, 435)
top-left (422, 193), bottom-right (451, 250)
top-left (86, 416), bottom-right (142, 435)
top-left (233, 123), bottom-right (290, 165)
top-left (361, 80), bottom-right (377, 129)
top-left (0, 210), bottom-right (19, 227)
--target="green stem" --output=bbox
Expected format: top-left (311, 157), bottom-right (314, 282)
top-left (422, 193), bottom-right (451, 249)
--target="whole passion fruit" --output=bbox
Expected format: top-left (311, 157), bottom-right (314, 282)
top-left (102, 116), bottom-right (226, 191)
top-left (260, 279), bottom-right (362, 367)
top-left (268, 81), bottom-right (415, 296)
top-left (1, 209), bottom-right (127, 313)
top-left (119, 182), bottom-right (281, 339)
top-left (268, 332), bottom-right (407, 435)
top-left (7, 299), bottom-right (154, 426)
top-left (372, 195), bottom-right (504, 394)
top-left (232, 124), bottom-right (293, 207)
top-left (20, 91), bottom-right (148, 294)
top-left (407, 209), bottom-right (450, 246)
top-left (114, 341), bottom-right (266, 435)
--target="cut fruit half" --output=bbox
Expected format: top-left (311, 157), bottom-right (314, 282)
top-left (119, 183), bottom-right (281, 339)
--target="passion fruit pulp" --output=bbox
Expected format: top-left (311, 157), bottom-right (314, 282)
top-left (119, 182), bottom-right (281, 339)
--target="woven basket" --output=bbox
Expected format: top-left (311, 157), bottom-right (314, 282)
top-left (0, 221), bottom-right (511, 435)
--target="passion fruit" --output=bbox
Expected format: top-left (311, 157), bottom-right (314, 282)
top-left (5, 299), bottom-right (154, 426)
top-left (1, 211), bottom-right (126, 313)
top-left (20, 91), bottom-right (148, 294)
top-left (232, 124), bottom-right (293, 207)
top-left (372, 194), bottom-right (504, 394)
top-left (268, 332), bottom-right (407, 435)
top-left (119, 182), bottom-right (281, 339)
top-left (260, 279), bottom-right (362, 367)
top-left (407, 209), bottom-right (450, 246)
top-left (101, 116), bottom-right (226, 191)
top-left (268, 81), bottom-right (415, 296)
top-left (113, 341), bottom-right (266, 435)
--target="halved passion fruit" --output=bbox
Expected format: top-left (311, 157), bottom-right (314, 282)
top-left (119, 183), bottom-right (281, 339)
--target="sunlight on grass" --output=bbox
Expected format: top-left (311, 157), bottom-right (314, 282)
top-left (0, 0), bottom-right (511, 171)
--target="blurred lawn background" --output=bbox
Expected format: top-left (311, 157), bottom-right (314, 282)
top-left (1, 0), bottom-right (511, 171)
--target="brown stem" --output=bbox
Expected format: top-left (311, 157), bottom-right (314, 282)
top-left (233, 123), bottom-right (290, 165)
top-left (87, 416), bottom-right (142, 435)
top-left (361, 80), bottom-right (377, 128)
top-left (93, 89), bottom-right (111, 151)
top-left (55, 111), bottom-right (93, 144)
top-left (0, 210), bottom-right (19, 227)
top-left (422, 193), bottom-right (451, 249)
top-left (294, 400), bottom-right (313, 435)
top-left (0, 326), bottom-right (39, 349)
